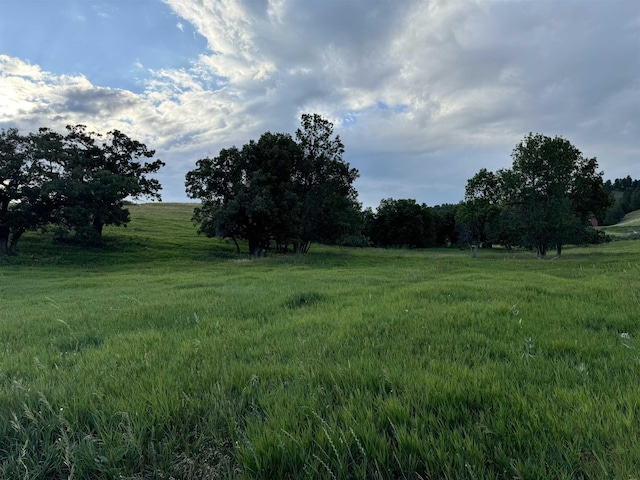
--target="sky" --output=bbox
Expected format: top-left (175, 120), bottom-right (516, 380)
top-left (1, 0), bottom-right (638, 209)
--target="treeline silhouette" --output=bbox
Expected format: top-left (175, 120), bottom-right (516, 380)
top-left (602, 176), bottom-right (640, 225)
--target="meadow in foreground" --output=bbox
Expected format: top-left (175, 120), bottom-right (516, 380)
top-left (1, 204), bottom-right (638, 479)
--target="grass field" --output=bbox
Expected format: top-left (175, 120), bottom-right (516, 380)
top-left (1, 203), bottom-right (639, 479)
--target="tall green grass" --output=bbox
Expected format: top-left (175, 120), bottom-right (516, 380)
top-left (1, 204), bottom-right (638, 479)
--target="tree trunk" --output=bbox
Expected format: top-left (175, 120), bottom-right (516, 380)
top-left (93, 218), bottom-right (104, 239)
top-left (231, 236), bottom-right (240, 254)
top-left (248, 238), bottom-right (259, 257)
top-left (248, 237), bottom-right (267, 257)
top-left (0, 225), bottom-right (8, 255)
top-left (8, 228), bottom-right (25, 255)
top-left (248, 237), bottom-right (255, 256)
top-left (537, 244), bottom-right (547, 258)
top-left (294, 240), bottom-right (311, 254)
top-left (556, 244), bottom-right (562, 256)
top-left (276, 241), bottom-right (289, 254)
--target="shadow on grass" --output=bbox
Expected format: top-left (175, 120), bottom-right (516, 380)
top-left (1, 231), bottom-right (240, 270)
top-left (6, 228), bottom-right (634, 272)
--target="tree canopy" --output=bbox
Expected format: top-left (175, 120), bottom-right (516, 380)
top-left (459, 133), bottom-right (611, 257)
top-left (185, 114), bottom-right (360, 256)
top-left (4, 121), bottom-right (628, 258)
top-left (0, 126), bottom-right (164, 254)
top-left (602, 176), bottom-right (640, 225)
top-left (366, 198), bottom-right (436, 248)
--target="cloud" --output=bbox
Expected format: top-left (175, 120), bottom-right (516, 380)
top-left (1, 0), bottom-right (638, 207)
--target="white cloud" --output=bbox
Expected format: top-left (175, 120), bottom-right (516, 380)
top-left (1, 0), bottom-right (638, 206)
top-left (0, 55), bottom-right (45, 81)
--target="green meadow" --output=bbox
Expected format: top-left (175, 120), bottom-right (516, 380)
top-left (1, 204), bottom-right (638, 479)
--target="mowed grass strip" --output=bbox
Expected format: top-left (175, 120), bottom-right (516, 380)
top-left (0, 204), bottom-right (638, 479)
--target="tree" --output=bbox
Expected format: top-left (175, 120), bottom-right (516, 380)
top-left (601, 176), bottom-right (640, 225)
top-left (186, 133), bottom-right (302, 256)
top-left (187, 146), bottom-right (245, 253)
top-left (1, 128), bottom-right (32, 254)
top-left (465, 133), bottom-right (610, 257)
top-left (456, 169), bottom-right (503, 257)
top-left (432, 203), bottom-right (460, 247)
top-left (569, 156), bottom-right (611, 225)
top-left (1, 125), bottom-right (164, 254)
top-left (293, 113), bottom-right (360, 252)
top-left (185, 114), bottom-right (360, 256)
top-left (53, 125), bottom-right (164, 242)
top-left (507, 133), bottom-right (609, 257)
top-left (0, 128), bottom-right (57, 255)
top-left (369, 198), bottom-right (436, 248)
top-left (603, 200), bottom-right (625, 225)
top-left (241, 132), bottom-right (303, 255)
top-left (630, 187), bottom-right (640, 212)
top-left (486, 206), bottom-right (521, 252)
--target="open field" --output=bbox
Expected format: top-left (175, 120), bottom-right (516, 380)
top-left (1, 204), bottom-right (639, 479)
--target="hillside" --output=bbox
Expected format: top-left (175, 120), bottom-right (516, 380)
top-left (601, 209), bottom-right (640, 238)
top-left (616, 209), bottom-right (640, 226)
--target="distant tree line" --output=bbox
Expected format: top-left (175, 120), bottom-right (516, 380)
top-left (357, 133), bottom-right (615, 257)
top-left (363, 199), bottom-right (436, 248)
top-left (187, 124), bottom-right (628, 257)
top-left (601, 176), bottom-right (640, 225)
top-left (0, 125), bottom-right (164, 255)
top-left (3, 117), bottom-right (634, 258)
top-left (185, 114), bottom-right (470, 255)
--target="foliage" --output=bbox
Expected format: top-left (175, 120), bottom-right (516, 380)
top-left (431, 203), bottom-right (460, 246)
top-left (461, 133), bottom-right (610, 257)
top-left (51, 125), bottom-right (164, 243)
top-left (0, 203), bottom-right (639, 479)
top-left (0, 125), bottom-right (163, 254)
top-left (602, 175), bottom-right (640, 225)
top-left (456, 169), bottom-right (503, 256)
top-left (185, 114), bottom-right (360, 255)
top-left (0, 128), bottom-right (57, 254)
top-left (293, 113), bottom-right (361, 251)
top-left (367, 198), bottom-right (436, 248)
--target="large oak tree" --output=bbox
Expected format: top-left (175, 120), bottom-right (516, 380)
top-left (51, 125), bottom-right (164, 242)
top-left (0, 125), bottom-right (164, 254)
top-left (185, 114), bottom-right (360, 256)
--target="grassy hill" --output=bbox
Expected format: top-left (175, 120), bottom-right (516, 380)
top-left (1, 204), bottom-right (639, 479)
top-left (601, 209), bottom-right (640, 238)
top-left (616, 209), bottom-right (640, 226)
